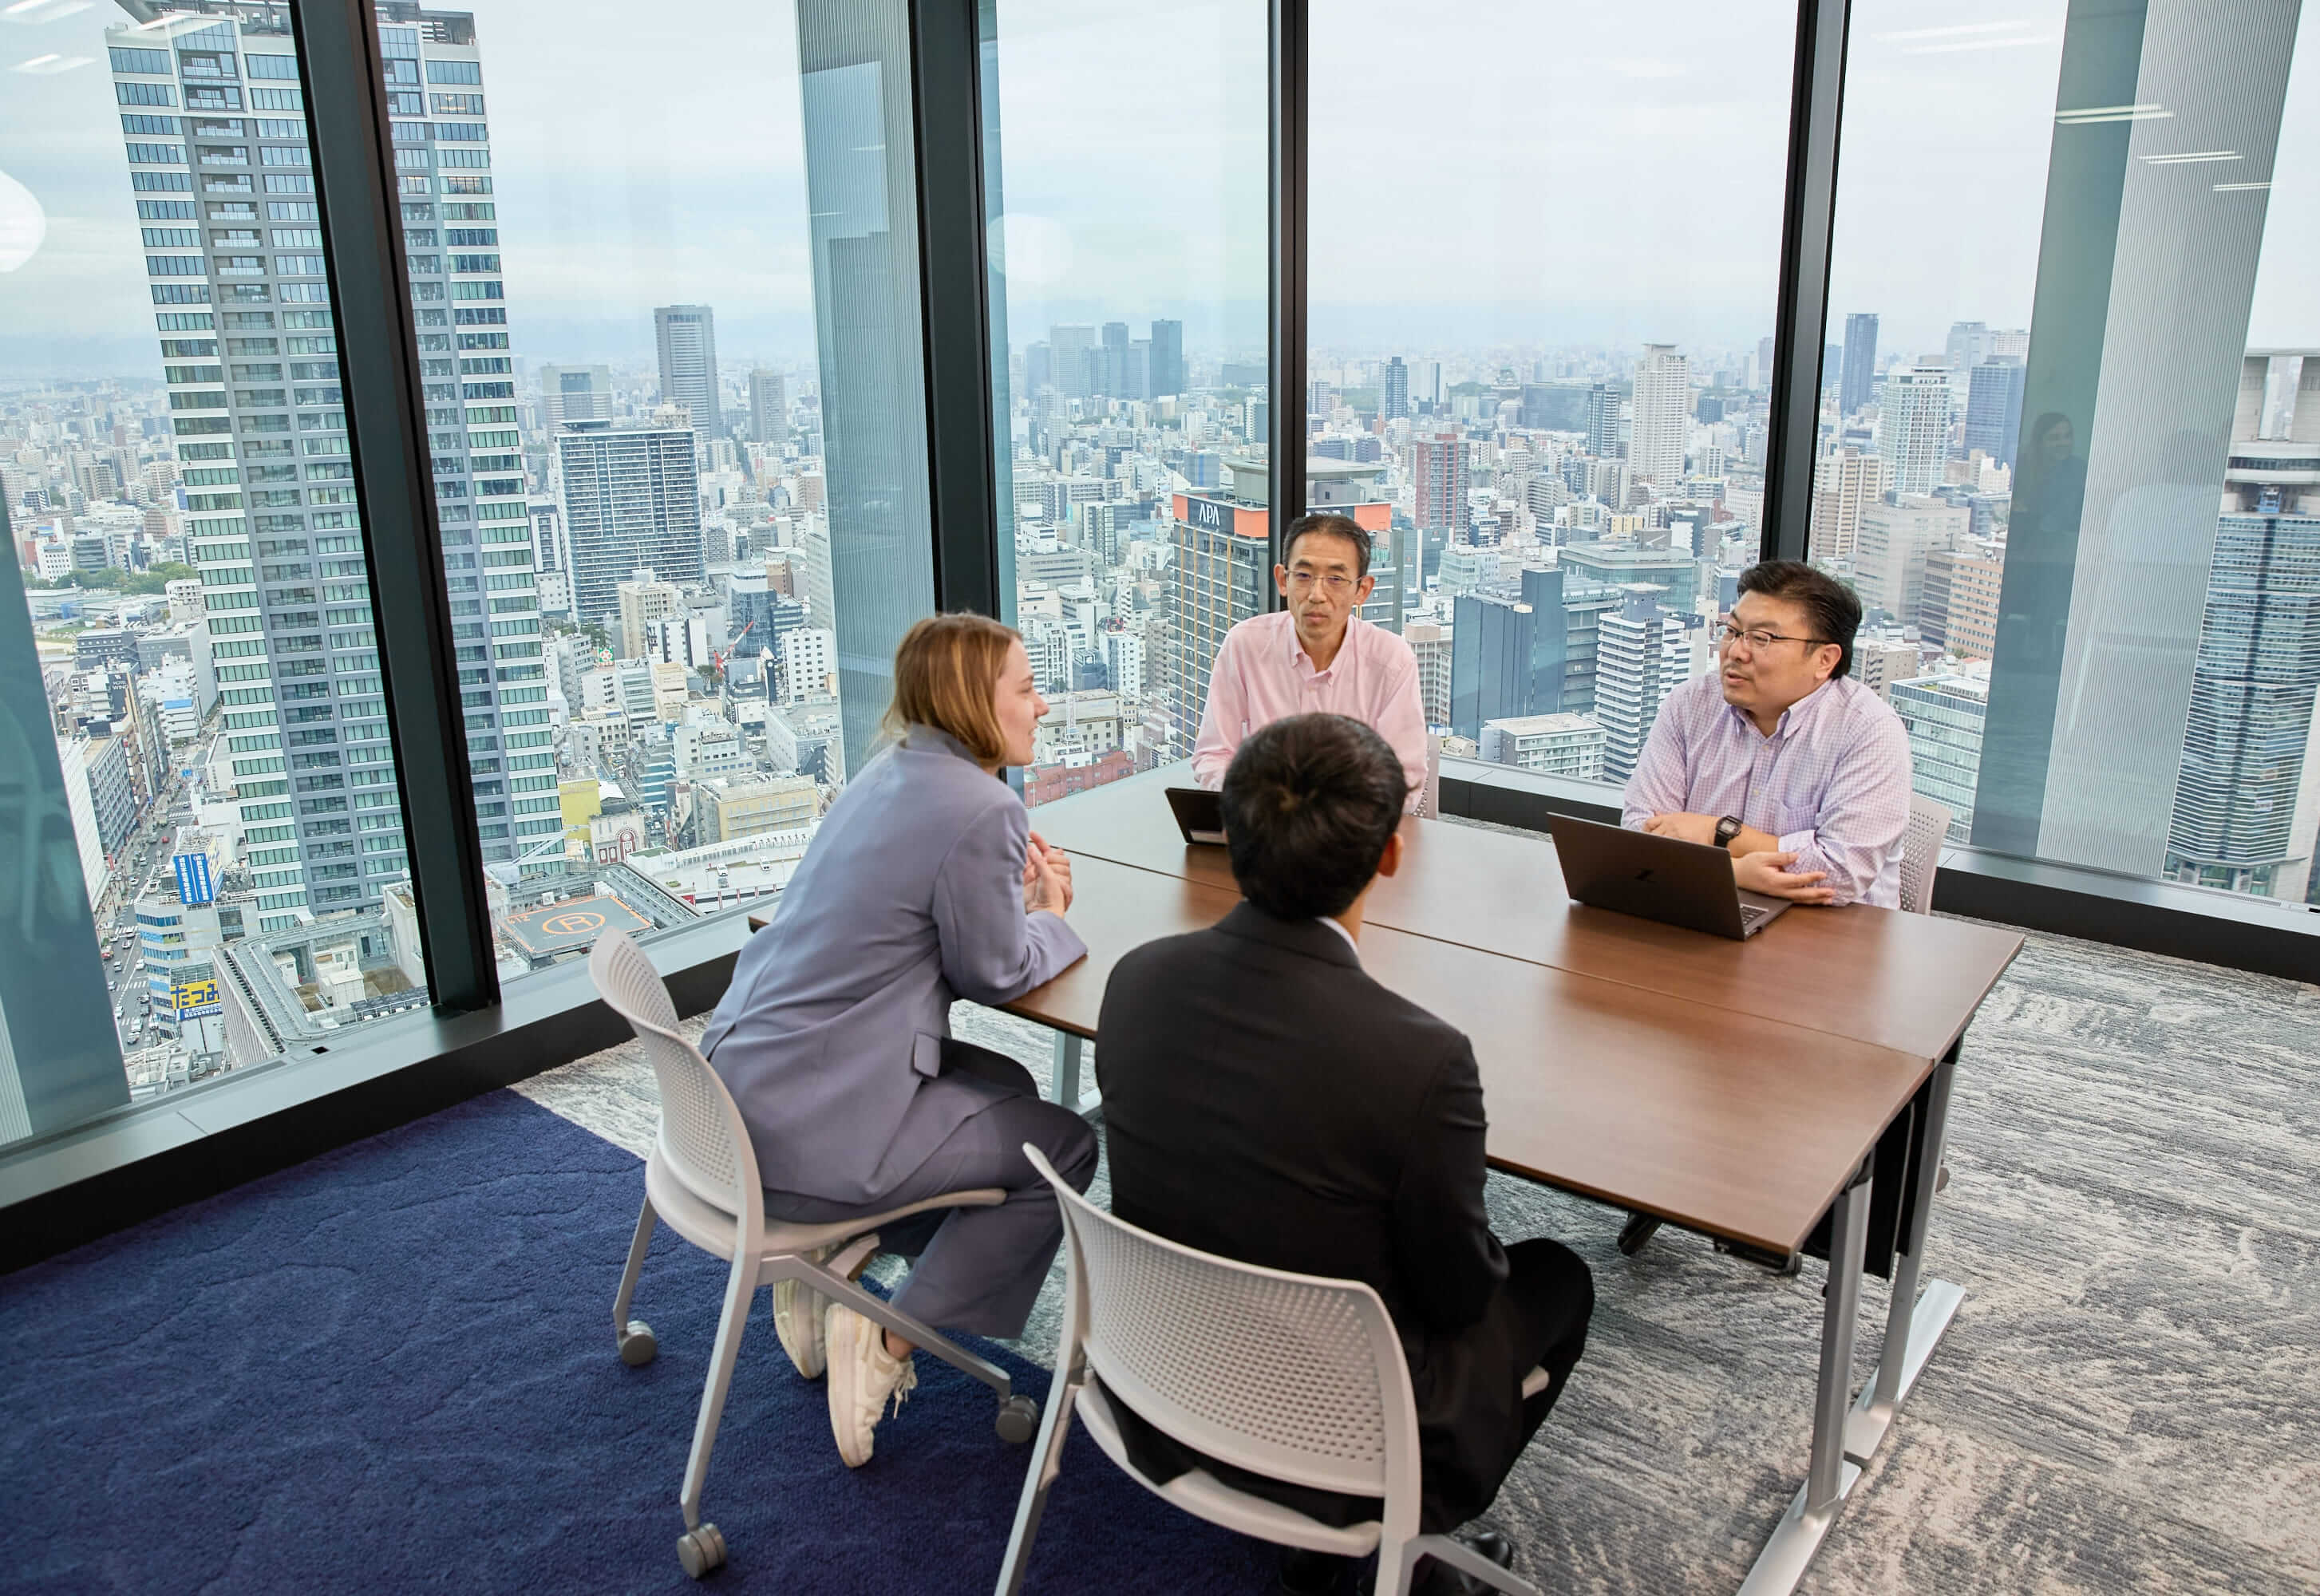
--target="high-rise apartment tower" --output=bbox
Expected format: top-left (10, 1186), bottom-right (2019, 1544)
top-left (653, 304), bottom-right (721, 437)
top-left (109, 0), bottom-right (551, 908)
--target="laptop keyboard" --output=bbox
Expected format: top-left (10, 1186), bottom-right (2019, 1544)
top-left (1738, 903), bottom-right (1769, 930)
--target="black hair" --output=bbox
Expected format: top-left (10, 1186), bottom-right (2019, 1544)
top-left (1280, 512), bottom-right (1370, 582)
top-left (1737, 559), bottom-right (1863, 679)
top-left (1220, 713), bottom-right (1406, 921)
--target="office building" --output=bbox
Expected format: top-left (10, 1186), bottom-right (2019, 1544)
top-left (653, 305), bottom-right (721, 437)
top-left (1382, 356), bottom-right (1410, 422)
top-left (781, 626), bottom-right (836, 704)
top-left (1480, 713), bottom-right (1604, 780)
top-left (1594, 591), bottom-right (1697, 781)
top-left (1963, 357), bottom-right (2026, 468)
top-left (1095, 322), bottom-right (1129, 398)
top-left (1856, 495), bottom-right (1967, 626)
top-left (1101, 627), bottom-right (1145, 698)
top-left (1628, 344), bottom-right (1690, 489)
top-left (1945, 321), bottom-right (1994, 371)
top-left (1584, 382), bottom-right (1620, 458)
top-left (1559, 540), bottom-right (1706, 614)
top-left (2164, 361), bottom-right (2320, 899)
top-left (1448, 567), bottom-right (1622, 740)
top-left (556, 421), bottom-right (704, 624)
top-left (1404, 620), bottom-right (1452, 728)
top-left (1149, 319), bottom-right (1184, 399)
top-left (1448, 592), bottom-right (1537, 743)
top-left (1413, 434), bottom-right (1468, 532)
top-left (1921, 543), bottom-right (2004, 657)
top-left (109, 0), bottom-right (547, 900)
top-left (538, 364), bottom-right (613, 426)
top-left (615, 572), bottom-right (682, 662)
top-left (1166, 491), bottom-right (1270, 755)
top-left (2166, 506), bottom-right (2320, 898)
top-left (1879, 366), bottom-right (1953, 496)
top-left (1049, 325), bottom-right (1095, 401)
top-left (1839, 312), bottom-right (1879, 414)
top-left (1809, 448), bottom-right (1885, 565)
top-left (1892, 664), bottom-right (1989, 842)
top-left (1852, 636), bottom-right (1927, 699)
top-left (749, 370), bottom-right (787, 444)
top-left (695, 775), bottom-right (820, 843)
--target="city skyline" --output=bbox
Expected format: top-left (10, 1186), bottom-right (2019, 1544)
top-left (9, 0), bottom-right (2315, 380)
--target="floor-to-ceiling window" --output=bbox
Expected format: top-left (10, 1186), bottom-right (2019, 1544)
top-left (2, 0), bottom-right (424, 1131)
top-left (1304, 1), bottom-right (1802, 793)
top-left (375, 0), bottom-right (936, 974)
top-left (980, 0), bottom-right (1268, 805)
top-left (1815, 0), bottom-right (2318, 909)
top-left (0, 0), bottom-right (943, 1150)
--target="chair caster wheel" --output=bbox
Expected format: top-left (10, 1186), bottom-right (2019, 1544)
top-left (677, 1522), bottom-right (726, 1578)
top-left (619, 1321), bottom-right (658, 1366)
top-left (995, 1393), bottom-right (1039, 1443)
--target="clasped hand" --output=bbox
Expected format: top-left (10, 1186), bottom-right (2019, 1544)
top-left (1645, 812), bottom-right (1834, 904)
top-left (1022, 831), bottom-right (1075, 914)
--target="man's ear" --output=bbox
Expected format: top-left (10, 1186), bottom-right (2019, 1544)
top-left (1375, 829), bottom-right (1405, 879)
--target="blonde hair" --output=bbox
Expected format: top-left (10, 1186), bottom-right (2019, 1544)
top-left (882, 612), bottom-right (1020, 766)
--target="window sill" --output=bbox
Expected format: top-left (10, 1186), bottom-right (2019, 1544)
top-left (1437, 757), bottom-right (2319, 985)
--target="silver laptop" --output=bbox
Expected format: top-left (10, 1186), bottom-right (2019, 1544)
top-left (1547, 814), bottom-right (1795, 940)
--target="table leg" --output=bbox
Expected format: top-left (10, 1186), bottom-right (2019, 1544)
top-left (1737, 1159), bottom-right (1869, 1596)
top-left (1050, 1032), bottom-right (1098, 1115)
top-left (1845, 1039), bottom-right (1966, 1464)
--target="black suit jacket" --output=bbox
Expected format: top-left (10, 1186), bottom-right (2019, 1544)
top-left (1096, 903), bottom-right (1515, 1487)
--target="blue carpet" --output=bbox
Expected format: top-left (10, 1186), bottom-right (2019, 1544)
top-left (0, 1092), bottom-right (1276, 1594)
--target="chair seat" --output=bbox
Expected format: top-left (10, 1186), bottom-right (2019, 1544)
top-left (1073, 1378), bottom-right (1385, 1558)
top-left (643, 1146), bottom-right (1004, 1266)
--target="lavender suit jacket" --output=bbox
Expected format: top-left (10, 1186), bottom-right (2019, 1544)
top-left (700, 726), bottom-right (1087, 1203)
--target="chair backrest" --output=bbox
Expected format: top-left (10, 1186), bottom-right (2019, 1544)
top-left (1025, 1146), bottom-right (1419, 1511)
top-left (1900, 794), bottom-right (1951, 916)
top-left (589, 929), bottom-right (760, 1219)
top-left (1419, 733), bottom-right (1442, 820)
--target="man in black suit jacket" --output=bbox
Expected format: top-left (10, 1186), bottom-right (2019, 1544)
top-left (1097, 713), bottom-right (1594, 1595)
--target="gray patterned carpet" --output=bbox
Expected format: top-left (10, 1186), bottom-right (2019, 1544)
top-left (516, 920), bottom-right (2320, 1594)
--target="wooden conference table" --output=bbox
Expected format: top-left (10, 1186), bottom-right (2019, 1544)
top-left (1006, 770), bottom-right (2022, 1595)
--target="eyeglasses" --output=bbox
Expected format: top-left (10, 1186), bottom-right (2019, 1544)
top-left (1718, 623), bottom-right (1831, 651)
top-left (1285, 570), bottom-right (1356, 593)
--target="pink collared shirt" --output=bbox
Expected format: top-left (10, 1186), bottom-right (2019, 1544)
top-left (1191, 610), bottom-right (1429, 811)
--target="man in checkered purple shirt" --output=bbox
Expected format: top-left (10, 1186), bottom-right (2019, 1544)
top-left (1620, 560), bottom-right (1913, 911)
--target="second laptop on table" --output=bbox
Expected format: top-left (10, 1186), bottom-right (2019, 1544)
top-left (1547, 813), bottom-right (1793, 941)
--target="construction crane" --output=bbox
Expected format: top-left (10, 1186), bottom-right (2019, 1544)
top-left (709, 617), bottom-right (759, 681)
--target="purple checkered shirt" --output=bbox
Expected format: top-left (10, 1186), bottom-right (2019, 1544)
top-left (1620, 671), bottom-right (1914, 908)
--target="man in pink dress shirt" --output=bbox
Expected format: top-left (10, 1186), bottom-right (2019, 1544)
top-left (1191, 512), bottom-right (1430, 812)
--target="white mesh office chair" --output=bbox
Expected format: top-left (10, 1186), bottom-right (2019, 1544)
top-left (588, 930), bottom-right (1040, 1580)
top-left (1899, 794), bottom-right (1952, 918)
top-left (994, 1147), bottom-right (1547, 1596)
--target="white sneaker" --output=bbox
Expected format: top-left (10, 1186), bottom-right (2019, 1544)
top-left (824, 1303), bottom-right (917, 1468)
top-left (773, 1244), bottom-right (835, 1380)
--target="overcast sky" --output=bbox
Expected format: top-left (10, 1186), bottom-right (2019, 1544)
top-left (1, 0), bottom-right (2311, 381)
